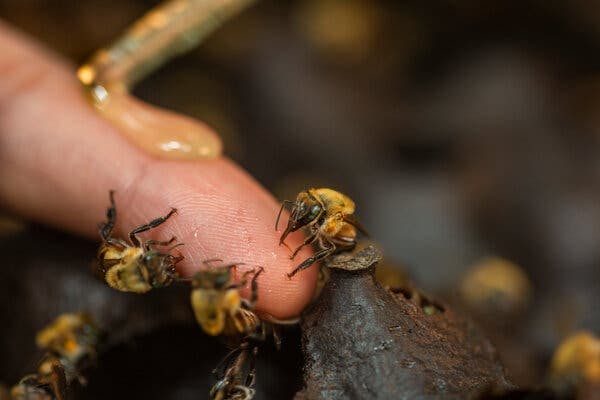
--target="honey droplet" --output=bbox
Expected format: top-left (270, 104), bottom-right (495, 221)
top-left (90, 86), bottom-right (222, 160)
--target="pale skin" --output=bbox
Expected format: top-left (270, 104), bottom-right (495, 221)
top-left (0, 21), bottom-right (317, 319)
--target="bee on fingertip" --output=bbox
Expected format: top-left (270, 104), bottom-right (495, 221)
top-left (277, 188), bottom-right (367, 278)
top-left (190, 260), bottom-right (283, 400)
top-left (190, 260), bottom-right (268, 344)
top-left (97, 190), bottom-right (183, 293)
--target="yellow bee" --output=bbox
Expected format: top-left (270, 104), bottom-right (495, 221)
top-left (550, 331), bottom-right (600, 391)
top-left (35, 313), bottom-right (100, 374)
top-left (277, 188), bottom-right (367, 277)
top-left (210, 344), bottom-right (257, 400)
top-left (98, 191), bottom-right (183, 293)
top-left (8, 314), bottom-right (99, 400)
top-left (190, 261), bottom-right (265, 342)
top-left (191, 262), bottom-right (274, 399)
top-left (460, 257), bottom-right (532, 317)
top-left (9, 356), bottom-right (66, 400)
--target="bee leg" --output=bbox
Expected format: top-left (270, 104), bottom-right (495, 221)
top-left (244, 346), bottom-right (259, 387)
top-left (48, 374), bottom-right (67, 400)
top-left (248, 267), bottom-right (264, 304)
top-left (213, 345), bottom-right (245, 377)
top-left (275, 199), bottom-right (295, 231)
top-left (245, 321), bottom-right (267, 343)
top-left (287, 243), bottom-right (336, 278)
top-left (129, 208), bottom-right (177, 246)
top-left (143, 236), bottom-right (177, 251)
top-left (99, 190), bottom-right (121, 245)
top-left (229, 346), bottom-right (258, 399)
top-left (225, 266), bottom-right (263, 295)
top-left (280, 240), bottom-right (295, 254)
top-left (234, 268), bottom-right (254, 287)
top-left (271, 324), bottom-right (282, 350)
top-left (230, 345), bottom-right (254, 385)
top-left (171, 254), bottom-right (185, 265)
top-left (290, 231), bottom-right (319, 259)
top-left (38, 357), bottom-right (67, 400)
top-left (212, 343), bottom-right (252, 399)
top-left (210, 376), bottom-right (229, 400)
top-left (166, 242), bottom-right (185, 254)
top-left (232, 386), bottom-right (255, 400)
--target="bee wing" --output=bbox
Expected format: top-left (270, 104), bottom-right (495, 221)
top-left (343, 215), bottom-right (369, 236)
top-left (212, 346), bottom-right (243, 378)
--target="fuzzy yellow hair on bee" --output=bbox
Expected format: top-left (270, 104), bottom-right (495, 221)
top-left (190, 262), bottom-right (264, 341)
top-left (277, 188), bottom-right (368, 277)
top-left (97, 191), bottom-right (183, 293)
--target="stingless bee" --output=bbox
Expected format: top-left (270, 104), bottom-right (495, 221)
top-left (276, 188), bottom-right (367, 277)
top-left (7, 313), bottom-right (100, 400)
top-left (9, 356), bottom-right (66, 400)
top-left (191, 261), bottom-right (279, 399)
top-left (210, 343), bottom-right (257, 400)
top-left (550, 331), bottom-right (600, 392)
top-left (98, 190), bottom-right (183, 293)
top-left (190, 261), bottom-right (266, 343)
top-left (35, 313), bottom-right (100, 379)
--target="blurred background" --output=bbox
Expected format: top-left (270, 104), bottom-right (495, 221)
top-left (0, 0), bottom-right (599, 397)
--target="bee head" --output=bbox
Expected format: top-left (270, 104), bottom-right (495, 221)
top-left (144, 250), bottom-right (179, 268)
top-left (279, 191), bottom-right (323, 244)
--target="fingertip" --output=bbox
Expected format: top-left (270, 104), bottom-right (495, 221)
top-left (0, 24), bottom-right (318, 319)
top-left (108, 159), bottom-right (317, 319)
top-left (254, 243), bottom-right (319, 318)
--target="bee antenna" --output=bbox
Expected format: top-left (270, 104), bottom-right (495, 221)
top-left (275, 200), bottom-right (294, 231)
top-left (167, 242), bottom-right (184, 252)
top-left (202, 258), bottom-right (223, 268)
top-left (99, 190), bottom-right (118, 241)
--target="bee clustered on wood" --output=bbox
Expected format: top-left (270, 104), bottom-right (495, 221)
top-left (2, 313), bottom-right (100, 400)
top-left (4, 188), bottom-right (597, 400)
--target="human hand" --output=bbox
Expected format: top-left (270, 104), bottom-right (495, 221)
top-left (0, 21), bottom-right (317, 319)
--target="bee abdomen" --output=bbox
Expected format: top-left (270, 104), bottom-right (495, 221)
top-left (104, 263), bottom-right (152, 293)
